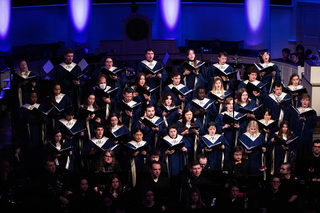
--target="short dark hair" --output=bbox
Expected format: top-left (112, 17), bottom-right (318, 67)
top-left (150, 160), bottom-right (161, 169)
top-left (149, 148), bottom-right (161, 157)
top-left (197, 153), bottom-right (207, 161)
top-left (282, 48), bottom-right (291, 54)
top-left (145, 48), bottom-right (154, 54)
top-left (273, 81), bottom-right (282, 88)
top-left (247, 66), bottom-right (259, 75)
top-left (219, 51), bottom-right (228, 58)
top-left (313, 139), bottom-right (320, 145)
top-left (171, 71), bottom-right (181, 78)
top-left (123, 87), bottom-right (134, 94)
top-left (65, 48), bottom-right (74, 55)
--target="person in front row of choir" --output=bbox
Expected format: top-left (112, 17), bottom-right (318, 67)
top-left (238, 120), bottom-right (266, 176)
top-left (268, 120), bottom-right (297, 176)
top-left (200, 121), bottom-right (230, 172)
top-left (289, 93), bottom-right (317, 162)
top-left (179, 49), bottom-right (206, 98)
top-left (161, 124), bottom-right (190, 180)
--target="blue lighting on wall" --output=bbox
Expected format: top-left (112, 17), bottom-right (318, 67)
top-left (160, 0), bottom-right (180, 31)
top-left (0, 0), bottom-right (10, 40)
top-left (69, 0), bottom-right (91, 33)
top-left (245, 0), bottom-right (266, 33)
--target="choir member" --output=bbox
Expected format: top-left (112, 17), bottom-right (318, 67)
top-left (161, 124), bottom-right (190, 179)
top-left (54, 48), bottom-right (84, 109)
top-left (257, 50), bottom-right (281, 93)
top-left (179, 49), bottom-right (206, 96)
top-left (207, 51), bottom-right (236, 92)
top-left (238, 120), bottom-right (266, 176)
top-left (200, 121), bottom-right (230, 171)
top-left (187, 86), bottom-right (217, 130)
top-left (207, 77), bottom-right (231, 114)
top-left (155, 93), bottom-right (182, 127)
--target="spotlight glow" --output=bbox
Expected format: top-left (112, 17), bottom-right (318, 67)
top-left (246, 0), bottom-right (266, 33)
top-left (160, 0), bottom-right (180, 31)
top-left (69, 0), bottom-right (91, 32)
top-left (0, 0), bottom-right (11, 39)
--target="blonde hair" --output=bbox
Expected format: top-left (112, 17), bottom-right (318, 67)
top-left (211, 77), bottom-right (225, 94)
top-left (246, 120), bottom-right (259, 134)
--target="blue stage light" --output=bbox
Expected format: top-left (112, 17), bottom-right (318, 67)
top-left (160, 0), bottom-right (180, 31)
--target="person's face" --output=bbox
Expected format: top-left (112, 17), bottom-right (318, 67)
top-left (229, 186), bottom-right (240, 199)
top-left (226, 100), bottom-right (233, 112)
top-left (291, 55), bottom-right (298, 63)
top-left (248, 73), bottom-right (257, 82)
top-left (46, 161), bottom-right (56, 174)
top-left (215, 80), bottom-right (222, 90)
top-left (150, 155), bottom-right (159, 162)
top-left (274, 86), bottom-right (282, 96)
top-left (110, 116), bottom-right (118, 127)
top-left (191, 192), bottom-right (200, 203)
top-left (282, 51), bottom-right (289, 59)
top-left (151, 163), bottom-right (161, 179)
top-left (87, 95), bottom-right (95, 106)
top-left (80, 179), bottom-right (89, 192)
top-left (146, 107), bottom-right (155, 118)
top-left (103, 197), bottom-right (113, 208)
top-left (104, 58), bottom-right (113, 69)
top-left (168, 128), bottom-right (177, 138)
top-left (249, 126), bottom-right (256, 135)
top-left (264, 111), bottom-right (271, 121)
top-left (53, 85), bottom-right (61, 96)
top-left (19, 61), bottom-right (28, 72)
top-left (312, 143), bottom-right (320, 155)
top-left (300, 98), bottom-right (310, 108)
top-left (208, 125), bottom-right (216, 136)
top-left (172, 75), bottom-right (181, 85)
top-left (262, 52), bottom-right (270, 62)
top-left (111, 178), bottom-right (120, 190)
top-left (98, 77), bottom-right (107, 89)
top-left (291, 76), bottom-right (299, 86)
top-left (164, 96), bottom-right (173, 106)
top-left (197, 89), bottom-right (206, 100)
top-left (241, 92), bottom-right (248, 103)
top-left (280, 164), bottom-right (289, 175)
top-left (282, 124), bottom-right (288, 134)
top-left (233, 151), bottom-right (242, 162)
top-left (29, 93), bottom-right (37, 105)
top-left (133, 131), bottom-right (143, 142)
top-left (199, 158), bottom-right (207, 169)
top-left (65, 114), bottom-right (74, 121)
top-left (191, 165), bottom-right (202, 178)
top-left (218, 55), bottom-right (227, 65)
top-left (103, 152), bottom-right (113, 164)
top-left (145, 191), bottom-right (154, 203)
top-left (64, 53), bottom-right (74, 64)
top-left (54, 132), bottom-right (62, 142)
top-left (123, 92), bottom-right (133, 103)
top-left (138, 75), bottom-right (146, 87)
top-left (145, 51), bottom-right (154, 62)
top-left (184, 111), bottom-right (193, 122)
top-left (95, 127), bottom-right (104, 138)
top-left (187, 50), bottom-right (195, 61)
top-left (270, 177), bottom-right (281, 190)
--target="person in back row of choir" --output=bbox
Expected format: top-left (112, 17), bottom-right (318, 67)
top-left (10, 47), bottom-right (319, 213)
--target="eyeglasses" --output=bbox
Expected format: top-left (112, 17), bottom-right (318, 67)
top-left (104, 155), bottom-right (112, 158)
top-left (271, 181), bottom-right (280, 183)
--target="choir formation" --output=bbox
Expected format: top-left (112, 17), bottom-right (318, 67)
top-left (2, 47), bottom-right (320, 213)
